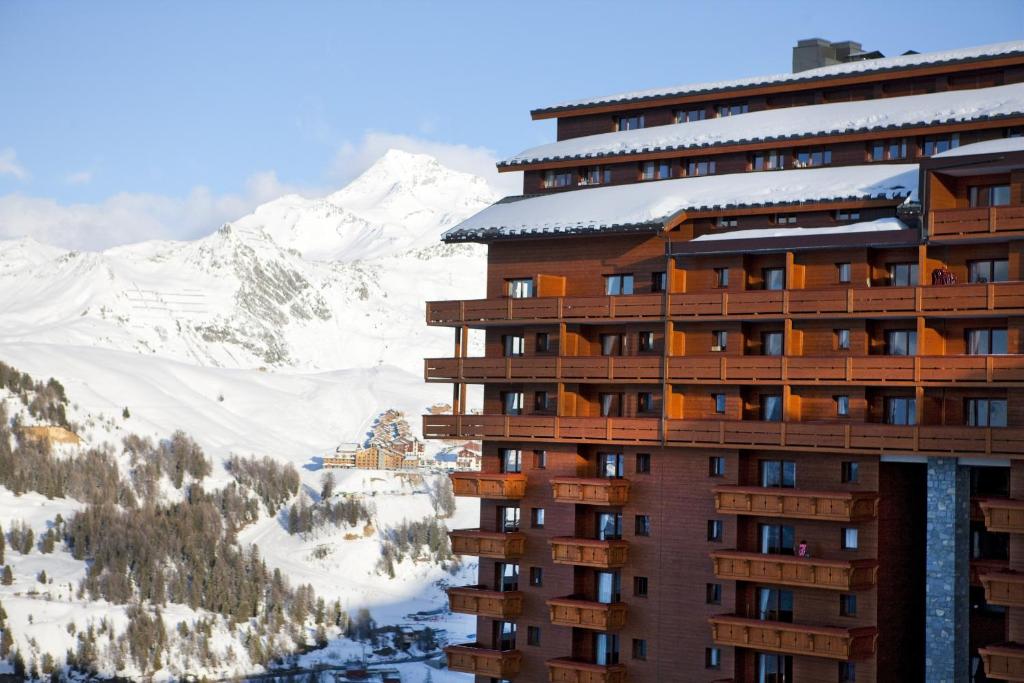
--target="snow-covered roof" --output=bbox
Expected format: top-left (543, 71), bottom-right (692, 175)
top-left (503, 83), bottom-right (1024, 167)
top-left (444, 164), bottom-right (918, 242)
top-left (691, 217), bottom-right (909, 241)
top-left (534, 40), bottom-right (1024, 115)
top-left (932, 135), bottom-right (1024, 158)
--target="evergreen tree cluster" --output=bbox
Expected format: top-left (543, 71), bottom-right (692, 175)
top-left (286, 494), bottom-right (373, 536)
top-left (376, 518), bottom-right (452, 577)
top-left (225, 455), bottom-right (300, 515)
top-left (0, 361), bottom-right (69, 428)
top-left (123, 432), bottom-right (212, 493)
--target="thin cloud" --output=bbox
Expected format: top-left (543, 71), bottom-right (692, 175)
top-left (0, 148), bottom-right (29, 181)
top-left (65, 170), bottom-right (93, 185)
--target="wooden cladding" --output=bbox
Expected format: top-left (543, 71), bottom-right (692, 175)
top-left (447, 586), bottom-right (524, 619)
top-left (930, 206), bottom-right (1024, 240)
top-left (448, 530), bottom-right (526, 560)
top-left (980, 571), bottom-right (1024, 607)
top-left (546, 597), bottom-right (628, 631)
top-left (546, 657), bottom-right (629, 683)
top-left (550, 477), bottom-right (631, 506)
top-left (449, 471), bottom-right (527, 499)
top-left (980, 643), bottom-right (1024, 682)
top-left (710, 550), bottom-right (877, 591)
top-left (426, 281), bottom-right (1024, 326)
top-left (549, 537), bottom-right (630, 568)
top-left (713, 486), bottom-right (878, 522)
top-left (444, 644), bottom-right (522, 677)
top-left (979, 498), bottom-right (1024, 533)
top-left (708, 615), bottom-right (878, 660)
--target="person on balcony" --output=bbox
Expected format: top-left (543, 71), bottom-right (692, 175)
top-left (797, 540), bottom-right (810, 558)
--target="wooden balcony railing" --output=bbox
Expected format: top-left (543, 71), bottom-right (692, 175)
top-left (550, 537), bottom-right (629, 569)
top-left (449, 530), bottom-right (526, 560)
top-left (980, 571), bottom-right (1024, 607)
top-left (709, 615), bottom-right (878, 660)
top-left (551, 477), bottom-right (631, 506)
top-left (980, 499), bottom-right (1024, 534)
top-left (980, 643), bottom-right (1024, 682)
top-left (447, 586), bottom-right (523, 619)
top-left (713, 486), bottom-right (878, 522)
top-left (546, 658), bottom-right (628, 683)
top-left (930, 206), bottom-right (1024, 239)
top-left (547, 597), bottom-right (628, 631)
top-left (426, 282), bottom-right (1024, 325)
top-left (710, 550), bottom-right (878, 591)
top-left (972, 558), bottom-right (1010, 586)
top-left (450, 471), bottom-right (527, 499)
top-left (445, 644), bottom-right (522, 678)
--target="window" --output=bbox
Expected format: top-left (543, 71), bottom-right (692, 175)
top-left (968, 259), bottom-right (1009, 283)
top-left (506, 278), bottom-right (534, 298)
top-left (706, 583), bottom-right (722, 604)
top-left (773, 214), bottom-right (797, 225)
top-left (534, 391), bottom-right (552, 412)
top-left (529, 566), bottom-right (543, 587)
top-left (579, 165), bottom-right (611, 186)
top-left (712, 330), bottom-right (728, 352)
top-left (885, 397), bottom-right (916, 425)
top-left (533, 450), bottom-right (547, 469)
top-left (794, 147), bottom-right (832, 167)
top-left (605, 273), bottom-right (635, 295)
top-left (762, 267), bottom-right (786, 290)
top-left (498, 506), bottom-right (520, 532)
top-left (617, 114), bottom-right (644, 131)
top-left (760, 460), bottom-right (796, 488)
top-left (922, 133), bottom-right (959, 156)
top-left (531, 508), bottom-right (545, 528)
top-left (970, 185), bottom-right (1011, 208)
top-left (836, 262), bottom-right (851, 283)
top-left (494, 620), bottom-right (516, 651)
top-left (709, 456), bottom-right (725, 477)
top-left (707, 519), bottom-right (723, 542)
top-left (760, 394), bottom-right (783, 422)
top-left (596, 571), bottom-right (621, 603)
top-left (635, 514), bottom-right (651, 536)
top-left (756, 587), bottom-right (794, 622)
top-left (638, 331), bottom-right (656, 352)
top-left (757, 653), bottom-right (792, 682)
top-left (842, 527), bottom-right (859, 550)
top-left (535, 332), bottom-right (551, 353)
top-left (713, 393), bottom-right (727, 414)
top-left (762, 331), bottom-right (784, 356)
top-left (886, 329), bottom-right (917, 356)
top-left (836, 328), bottom-right (851, 350)
top-left (753, 150), bottom-right (784, 170)
top-left (836, 209), bottom-right (860, 221)
top-left (871, 138), bottom-right (908, 161)
top-left (635, 453), bottom-right (650, 474)
top-left (717, 217), bottom-right (738, 228)
top-left (598, 452), bottom-right (625, 478)
top-left (633, 575), bottom-right (649, 597)
top-left (496, 562), bottom-right (519, 591)
top-left (686, 158), bottom-right (716, 177)
top-left (527, 626), bottom-right (541, 646)
top-left (888, 138), bottom-right (909, 160)
top-left (501, 391), bottom-right (524, 415)
top-left (717, 102), bottom-right (748, 117)
top-left (714, 267), bottom-right (730, 288)
top-left (599, 392), bottom-right (622, 417)
top-left (651, 271), bottom-right (667, 293)
top-left (594, 633), bottom-right (620, 666)
top-left (706, 647), bottom-right (722, 669)
top-left (500, 449), bottom-right (522, 474)
top-left (966, 398), bottom-right (1008, 427)
top-left (839, 662), bottom-right (856, 683)
top-left (600, 333), bottom-right (624, 355)
top-left (836, 395), bottom-right (850, 417)
top-left (842, 461), bottom-right (859, 483)
top-left (675, 107), bottom-right (706, 123)
top-left (632, 638), bottom-right (647, 661)
top-left (542, 169), bottom-right (573, 188)
top-left (888, 262), bottom-right (918, 286)
top-left (840, 594), bottom-right (857, 617)
top-left (597, 512), bottom-right (623, 540)
top-left (640, 160), bottom-right (671, 180)
top-left (502, 335), bottom-right (525, 357)
top-left (759, 523), bottom-right (795, 555)
top-left (870, 141), bottom-right (885, 161)
top-left (637, 392), bottom-right (656, 414)
top-left (967, 328), bottom-right (1009, 355)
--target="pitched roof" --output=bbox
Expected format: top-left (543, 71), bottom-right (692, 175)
top-left (932, 135), bottom-right (1024, 158)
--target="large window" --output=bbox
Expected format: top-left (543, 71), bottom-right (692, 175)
top-left (968, 259), bottom-right (1009, 283)
top-left (600, 333), bottom-right (624, 356)
top-left (496, 562), bottom-right (519, 591)
top-left (596, 570), bottom-right (622, 603)
top-left (966, 398), bottom-right (1008, 427)
top-left (599, 392), bottom-right (622, 417)
top-left (501, 391), bottom-right (523, 415)
top-left (598, 512), bottom-right (623, 540)
top-left (494, 620), bottom-right (516, 651)
top-left (757, 587), bottom-right (794, 622)
top-left (594, 633), bottom-right (620, 665)
top-left (922, 133), bottom-right (959, 156)
top-left (506, 278), bottom-right (534, 298)
top-left (794, 147), bottom-right (832, 167)
top-left (888, 262), bottom-right (918, 286)
top-left (617, 114), bottom-right (644, 131)
top-left (759, 523), bottom-right (795, 555)
top-left (579, 165), bottom-right (611, 187)
top-left (717, 102), bottom-right (749, 117)
top-left (651, 271), bottom-right (667, 293)
top-left (871, 138), bottom-right (908, 161)
top-left (970, 185), bottom-right (1011, 207)
top-left (885, 397), bottom-right (916, 425)
top-left (763, 267), bottom-right (785, 290)
top-left (605, 274), bottom-right (635, 295)
top-left (761, 395), bottom-right (783, 422)
top-left (598, 452), bottom-right (625, 478)
top-left (886, 329), bottom-right (917, 356)
top-left (760, 460), bottom-right (796, 488)
top-left (675, 108), bottom-right (706, 123)
top-left (498, 506), bottom-right (520, 533)
top-left (753, 150), bottom-right (784, 171)
top-left (640, 160), bottom-right (671, 181)
top-left (687, 159), bottom-right (716, 177)
top-left (762, 331), bottom-right (784, 356)
top-left (542, 170), bottom-right (572, 188)
top-left (709, 456), bottom-right (725, 477)
top-left (500, 448), bottom-right (522, 473)
top-left (712, 330), bottom-right (728, 352)
top-left (502, 335), bottom-right (525, 357)
top-left (756, 653), bottom-right (792, 683)
top-left (967, 328), bottom-right (1009, 355)
top-left (638, 331), bottom-right (656, 352)
top-left (637, 392), bottom-right (656, 414)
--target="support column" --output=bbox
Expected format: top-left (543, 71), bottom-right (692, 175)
top-left (925, 456), bottom-right (970, 683)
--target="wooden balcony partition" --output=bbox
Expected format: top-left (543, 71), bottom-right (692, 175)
top-left (449, 530), bottom-right (526, 560)
top-left (450, 471), bottom-right (527, 499)
top-left (709, 616), bottom-right (877, 660)
top-left (979, 499), bottom-right (1024, 534)
top-left (980, 643), bottom-right (1024, 682)
top-left (448, 586), bottom-right (523, 619)
top-left (546, 597), bottom-right (628, 631)
top-left (930, 205), bottom-right (1024, 239)
top-left (551, 477), bottom-right (631, 506)
top-left (546, 658), bottom-right (628, 683)
top-left (550, 537), bottom-right (629, 568)
top-left (710, 550), bottom-right (878, 591)
top-left (981, 571), bottom-right (1024, 607)
top-left (713, 486), bottom-right (878, 522)
top-left (445, 644), bottom-right (522, 678)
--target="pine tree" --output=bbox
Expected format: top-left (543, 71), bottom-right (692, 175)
top-left (0, 524), bottom-right (5, 565)
top-left (2, 566), bottom-right (12, 585)
top-left (122, 407), bottom-right (130, 419)
top-left (0, 628), bottom-right (11, 657)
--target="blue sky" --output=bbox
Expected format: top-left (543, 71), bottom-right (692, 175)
top-left (1, 0), bottom-right (1022, 248)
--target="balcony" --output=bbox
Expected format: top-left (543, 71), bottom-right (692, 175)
top-left (710, 550), bottom-right (878, 591)
top-left (550, 537), bottom-right (629, 568)
top-left (709, 615), bottom-right (877, 660)
top-left (449, 530), bottom-right (526, 560)
top-left (547, 597), bottom-right (628, 631)
top-left (980, 571), bottom-right (1024, 607)
top-left (425, 355), bottom-right (661, 383)
top-left (447, 586), bottom-right (523, 619)
top-left (450, 471), bottom-right (527, 499)
top-left (980, 643), bottom-right (1024, 682)
top-left (929, 206), bottom-right (1024, 240)
top-left (713, 486), bottom-right (878, 522)
top-left (423, 414), bottom-right (661, 444)
top-left (444, 644), bottom-right (522, 678)
top-left (546, 658), bottom-right (628, 683)
top-left (979, 499), bottom-right (1024, 534)
top-left (551, 477), bottom-right (631, 506)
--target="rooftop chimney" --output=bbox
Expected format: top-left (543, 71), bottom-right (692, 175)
top-left (792, 38), bottom-right (885, 73)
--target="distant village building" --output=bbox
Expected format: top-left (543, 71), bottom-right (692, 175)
top-left (456, 446), bottom-right (482, 472)
top-left (322, 442), bottom-right (361, 469)
top-left (17, 425), bottom-right (81, 446)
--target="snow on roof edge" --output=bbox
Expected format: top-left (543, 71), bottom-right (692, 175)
top-left (932, 135), bottom-right (1024, 158)
top-left (691, 217), bottom-right (909, 241)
